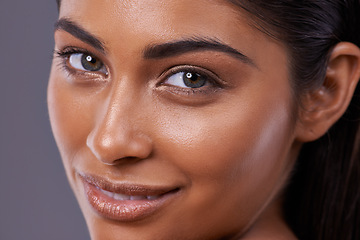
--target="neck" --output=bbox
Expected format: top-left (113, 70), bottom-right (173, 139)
top-left (232, 197), bottom-right (298, 240)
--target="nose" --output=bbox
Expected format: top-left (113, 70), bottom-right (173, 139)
top-left (86, 86), bottom-right (153, 165)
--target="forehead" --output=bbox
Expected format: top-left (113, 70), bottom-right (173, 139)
top-left (59, 0), bottom-right (251, 37)
top-left (59, 0), bottom-right (262, 53)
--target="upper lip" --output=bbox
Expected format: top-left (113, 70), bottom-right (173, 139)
top-left (78, 172), bottom-right (180, 196)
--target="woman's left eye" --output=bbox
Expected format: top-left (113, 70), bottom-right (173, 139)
top-left (68, 53), bottom-right (105, 72)
top-left (165, 71), bottom-right (210, 89)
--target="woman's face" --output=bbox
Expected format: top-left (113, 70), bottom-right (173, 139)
top-left (48, 0), bottom-right (301, 239)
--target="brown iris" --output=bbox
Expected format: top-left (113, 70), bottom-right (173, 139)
top-left (183, 72), bottom-right (207, 88)
top-left (81, 54), bottom-right (103, 71)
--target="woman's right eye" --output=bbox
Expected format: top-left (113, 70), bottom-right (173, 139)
top-left (68, 53), bottom-right (105, 72)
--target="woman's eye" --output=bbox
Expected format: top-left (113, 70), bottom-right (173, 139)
top-left (165, 71), bottom-right (209, 88)
top-left (68, 53), bottom-right (104, 72)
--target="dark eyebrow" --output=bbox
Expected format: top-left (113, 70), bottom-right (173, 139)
top-left (143, 37), bottom-right (256, 67)
top-left (54, 18), bottom-right (106, 54)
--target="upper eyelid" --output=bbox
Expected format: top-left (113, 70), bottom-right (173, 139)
top-left (56, 47), bottom-right (105, 63)
top-left (160, 65), bottom-right (226, 87)
top-left (160, 65), bottom-right (216, 78)
top-left (55, 46), bottom-right (100, 58)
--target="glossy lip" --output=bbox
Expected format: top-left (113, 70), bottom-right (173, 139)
top-left (78, 172), bottom-right (181, 222)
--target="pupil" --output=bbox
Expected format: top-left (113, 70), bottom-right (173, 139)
top-left (86, 55), bottom-right (94, 63)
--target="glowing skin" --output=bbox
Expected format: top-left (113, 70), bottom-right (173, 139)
top-left (48, 0), bottom-right (302, 239)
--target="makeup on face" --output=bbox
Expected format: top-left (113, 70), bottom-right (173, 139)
top-left (48, 0), bottom-right (300, 239)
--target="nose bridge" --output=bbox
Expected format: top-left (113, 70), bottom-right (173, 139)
top-left (87, 80), bottom-right (152, 164)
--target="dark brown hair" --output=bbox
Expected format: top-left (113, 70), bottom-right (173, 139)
top-left (227, 1), bottom-right (360, 239)
top-left (55, 0), bottom-right (360, 239)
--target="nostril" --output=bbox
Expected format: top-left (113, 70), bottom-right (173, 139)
top-left (112, 156), bottom-right (144, 165)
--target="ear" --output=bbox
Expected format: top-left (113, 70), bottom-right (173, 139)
top-left (295, 42), bottom-right (360, 142)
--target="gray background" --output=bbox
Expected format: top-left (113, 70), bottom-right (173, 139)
top-left (0, 1), bottom-right (90, 239)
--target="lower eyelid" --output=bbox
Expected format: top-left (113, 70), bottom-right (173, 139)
top-left (157, 84), bottom-right (221, 100)
top-left (55, 58), bottom-right (109, 82)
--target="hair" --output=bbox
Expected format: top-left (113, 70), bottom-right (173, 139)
top-left (55, 0), bottom-right (360, 239)
top-left (227, 1), bottom-right (360, 239)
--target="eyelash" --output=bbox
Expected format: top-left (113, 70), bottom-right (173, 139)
top-left (55, 47), bottom-right (109, 79)
top-left (160, 66), bottom-right (224, 95)
top-left (54, 47), bottom-right (224, 94)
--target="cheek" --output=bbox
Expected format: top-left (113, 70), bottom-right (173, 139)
top-left (157, 97), bottom-right (294, 182)
top-left (153, 86), bottom-right (296, 231)
top-left (48, 71), bottom-right (95, 170)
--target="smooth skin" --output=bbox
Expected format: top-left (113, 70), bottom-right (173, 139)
top-left (48, 0), bottom-right (360, 239)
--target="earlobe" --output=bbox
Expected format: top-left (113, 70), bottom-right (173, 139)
top-left (296, 42), bottom-right (360, 142)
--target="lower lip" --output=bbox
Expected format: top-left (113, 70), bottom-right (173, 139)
top-left (82, 180), bottom-right (178, 222)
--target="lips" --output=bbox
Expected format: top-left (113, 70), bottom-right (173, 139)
top-left (78, 173), bottom-right (180, 222)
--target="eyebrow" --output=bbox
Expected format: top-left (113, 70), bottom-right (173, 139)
top-left (54, 18), bottom-right (106, 53)
top-left (143, 37), bottom-right (256, 67)
top-left (54, 18), bottom-right (255, 67)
